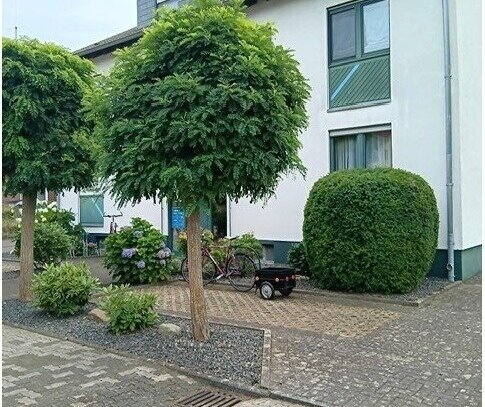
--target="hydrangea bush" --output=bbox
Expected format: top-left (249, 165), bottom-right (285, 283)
top-left (104, 217), bottom-right (172, 284)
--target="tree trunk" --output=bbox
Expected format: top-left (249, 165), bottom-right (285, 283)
top-left (187, 209), bottom-right (210, 341)
top-left (19, 192), bottom-right (36, 301)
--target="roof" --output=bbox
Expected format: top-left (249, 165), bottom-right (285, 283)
top-left (75, 0), bottom-right (258, 59)
top-left (75, 26), bottom-right (143, 58)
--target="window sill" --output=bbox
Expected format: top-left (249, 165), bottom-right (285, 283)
top-left (327, 98), bottom-right (391, 113)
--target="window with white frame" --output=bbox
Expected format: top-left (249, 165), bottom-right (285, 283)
top-left (330, 126), bottom-right (392, 171)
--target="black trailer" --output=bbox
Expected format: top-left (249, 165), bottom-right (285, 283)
top-left (255, 267), bottom-right (296, 300)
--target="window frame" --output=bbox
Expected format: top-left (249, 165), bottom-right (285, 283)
top-left (79, 193), bottom-right (105, 227)
top-left (328, 0), bottom-right (390, 68)
top-left (329, 125), bottom-right (392, 172)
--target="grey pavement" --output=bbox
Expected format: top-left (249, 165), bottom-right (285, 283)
top-left (2, 325), bottom-right (303, 407)
top-left (268, 275), bottom-right (482, 407)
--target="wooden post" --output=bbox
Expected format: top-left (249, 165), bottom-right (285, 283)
top-left (19, 192), bottom-right (36, 301)
top-left (186, 208), bottom-right (210, 341)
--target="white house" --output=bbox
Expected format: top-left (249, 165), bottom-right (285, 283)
top-left (60, 0), bottom-right (482, 280)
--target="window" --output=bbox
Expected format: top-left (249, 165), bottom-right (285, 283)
top-left (363, 1), bottom-right (390, 53)
top-left (328, 0), bottom-right (390, 109)
top-left (79, 195), bottom-right (104, 226)
top-left (331, 9), bottom-right (356, 61)
top-left (330, 128), bottom-right (392, 171)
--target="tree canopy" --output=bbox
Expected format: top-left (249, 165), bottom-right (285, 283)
top-left (2, 38), bottom-right (97, 195)
top-left (92, 0), bottom-right (310, 212)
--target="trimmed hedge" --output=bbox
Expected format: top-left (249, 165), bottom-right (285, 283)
top-left (303, 168), bottom-right (439, 294)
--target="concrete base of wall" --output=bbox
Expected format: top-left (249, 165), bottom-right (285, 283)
top-left (429, 245), bottom-right (482, 280)
top-left (260, 240), bottom-right (482, 281)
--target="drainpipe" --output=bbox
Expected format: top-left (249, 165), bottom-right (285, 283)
top-left (442, 0), bottom-right (454, 281)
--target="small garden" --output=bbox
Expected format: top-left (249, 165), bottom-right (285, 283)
top-left (3, 249), bottom-right (264, 385)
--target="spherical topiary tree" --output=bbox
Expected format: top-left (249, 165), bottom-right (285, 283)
top-left (303, 168), bottom-right (439, 294)
top-left (3, 38), bottom-right (97, 300)
top-left (91, 0), bottom-right (310, 340)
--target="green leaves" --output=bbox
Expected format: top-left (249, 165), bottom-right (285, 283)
top-left (99, 285), bottom-right (159, 334)
top-left (14, 222), bottom-right (72, 269)
top-left (90, 0), bottom-right (310, 211)
top-left (2, 38), bottom-right (97, 196)
top-left (303, 168), bottom-right (439, 294)
top-left (31, 262), bottom-right (100, 316)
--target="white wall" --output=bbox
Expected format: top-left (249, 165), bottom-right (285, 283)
top-left (230, 0), bottom-right (469, 250)
top-left (451, 0), bottom-right (482, 250)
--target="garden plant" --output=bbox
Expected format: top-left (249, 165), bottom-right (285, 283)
top-left (99, 285), bottom-right (159, 334)
top-left (2, 38), bottom-right (97, 300)
top-left (303, 168), bottom-right (439, 294)
top-left (91, 0), bottom-right (309, 340)
top-left (104, 217), bottom-right (173, 284)
top-left (14, 222), bottom-right (72, 269)
top-left (31, 262), bottom-right (100, 316)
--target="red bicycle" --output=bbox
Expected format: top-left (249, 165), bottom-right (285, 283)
top-left (181, 244), bottom-right (257, 292)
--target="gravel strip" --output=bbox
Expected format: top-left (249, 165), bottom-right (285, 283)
top-left (295, 277), bottom-right (452, 302)
top-left (3, 299), bottom-right (263, 386)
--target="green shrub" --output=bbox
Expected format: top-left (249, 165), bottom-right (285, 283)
top-left (14, 222), bottom-right (72, 269)
top-left (288, 242), bottom-right (310, 276)
top-left (104, 217), bottom-right (172, 284)
top-left (32, 262), bottom-right (100, 316)
top-left (303, 168), bottom-right (439, 294)
top-left (99, 285), bottom-right (158, 334)
top-left (34, 202), bottom-right (85, 256)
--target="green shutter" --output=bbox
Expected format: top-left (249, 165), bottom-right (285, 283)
top-left (329, 55), bottom-right (390, 109)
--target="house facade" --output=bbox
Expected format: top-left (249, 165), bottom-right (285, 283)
top-left (59, 0), bottom-right (482, 279)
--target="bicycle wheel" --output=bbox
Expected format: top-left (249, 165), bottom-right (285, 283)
top-left (227, 253), bottom-right (256, 292)
top-left (181, 254), bottom-right (216, 286)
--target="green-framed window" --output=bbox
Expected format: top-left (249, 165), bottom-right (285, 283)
top-left (79, 194), bottom-right (104, 227)
top-left (328, 0), bottom-right (390, 109)
top-left (330, 127), bottom-right (392, 171)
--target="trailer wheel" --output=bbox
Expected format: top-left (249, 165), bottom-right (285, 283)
top-left (280, 288), bottom-right (293, 296)
top-left (260, 282), bottom-right (275, 300)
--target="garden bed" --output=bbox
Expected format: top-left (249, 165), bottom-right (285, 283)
top-left (2, 299), bottom-right (264, 386)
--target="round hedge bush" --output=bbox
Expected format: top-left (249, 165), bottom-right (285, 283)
top-left (303, 168), bottom-right (439, 294)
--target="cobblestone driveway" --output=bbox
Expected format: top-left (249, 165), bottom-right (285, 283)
top-left (142, 278), bottom-right (481, 407)
top-left (268, 278), bottom-right (482, 407)
top-left (144, 283), bottom-right (400, 337)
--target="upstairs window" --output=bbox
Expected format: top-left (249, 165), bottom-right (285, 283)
top-left (328, 0), bottom-right (390, 109)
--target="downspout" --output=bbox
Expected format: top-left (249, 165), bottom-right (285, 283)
top-left (442, 0), bottom-right (454, 281)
